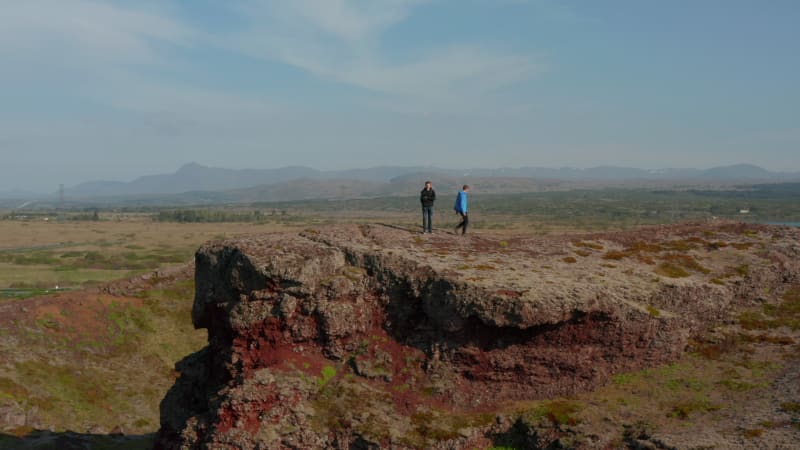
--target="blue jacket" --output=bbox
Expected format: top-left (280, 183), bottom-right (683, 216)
top-left (454, 190), bottom-right (467, 214)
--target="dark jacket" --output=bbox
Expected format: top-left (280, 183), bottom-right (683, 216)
top-left (420, 188), bottom-right (436, 207)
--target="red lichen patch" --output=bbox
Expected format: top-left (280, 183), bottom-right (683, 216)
top-left (215, 394), bottom-right (281, 435)
top-left (232, 317), bottom-right (330, 380)
top-left (5, 292), bottom-right (146, 344)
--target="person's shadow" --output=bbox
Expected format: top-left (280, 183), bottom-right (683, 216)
top-left (0, 430), bottom-right (154, 450)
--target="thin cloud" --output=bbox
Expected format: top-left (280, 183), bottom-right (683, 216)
top-left (0, 1), bottom-right (276, 122)
top-left (217, 0), bottom-right (541, 109)
top-left (0, 0), bottom-right (192, 64)
top-left (0, 1), bottom-right (541, 114)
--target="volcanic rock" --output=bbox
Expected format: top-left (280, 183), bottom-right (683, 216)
top-left (155, 222), bottom-right (800, 449)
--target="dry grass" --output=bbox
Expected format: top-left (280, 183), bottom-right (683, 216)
top-left (654, 263), bottom-right (690, 278)
top-left (572, 241), bottom-right (604, 250)
top-left (661, 253), bottom-right (710, 274)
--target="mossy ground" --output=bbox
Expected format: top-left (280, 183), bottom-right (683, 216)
top-left (0, 277), bottom-right (205, 443)
top-left (499, 287), bottom-right (800, 448)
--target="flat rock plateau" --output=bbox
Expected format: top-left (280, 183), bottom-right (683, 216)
top-left (155, 222), bottom-right (800, 449)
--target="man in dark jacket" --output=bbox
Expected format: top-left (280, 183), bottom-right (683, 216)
top-left (420, 181), bottom-right (436, 233)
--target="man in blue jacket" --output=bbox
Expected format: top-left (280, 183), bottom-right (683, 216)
top-left (453, 185), bottom-right (469, 235)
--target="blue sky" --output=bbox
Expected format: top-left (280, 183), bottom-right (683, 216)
top-left (1, 0), bottom-right (798, 192)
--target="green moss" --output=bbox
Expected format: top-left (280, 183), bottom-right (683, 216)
top-left (612, 373), bottom-right (635, 386)
top-left (717, 379), bottom-right (760, 392)
top-left (392, 383), bottom-right (410, 392)
top-left (311, 378), bottom-right (394, 441)
top-left (525, 400), bottom-right (583, 426)
top-left (35, 314), bottom-right (60, 330)
top-left (411, 411), bottom-right (458, 440)
top-left (664, 376), bottom-right (707, 392)
top-left (317, 365), bottom-right (337, 388)
top-left (0, 376), bottom-right (30, 401)
top-left (738, 287), bottom-right (800, 331)
top-left (14, 360), bottom-right (117, 422)
top-left (663, 239), bottom-right (697, 252)
top-left (133, 418), bottom-right (151, 428)
top-left (410, 410), bottom-right (489, 442)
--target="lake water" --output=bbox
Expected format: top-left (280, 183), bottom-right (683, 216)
top-left (766, 222), bottom-right (800, 227)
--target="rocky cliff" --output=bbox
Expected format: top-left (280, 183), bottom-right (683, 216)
top-left (155, 222), bottom-right (800, 449)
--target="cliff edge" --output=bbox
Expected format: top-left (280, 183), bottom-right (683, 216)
top-left (156, 222), bottom-right (800, 449)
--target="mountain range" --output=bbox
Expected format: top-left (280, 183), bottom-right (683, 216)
top-left (1, 163), bottom-right (797, 205)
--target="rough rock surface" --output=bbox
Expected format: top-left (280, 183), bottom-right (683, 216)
top-left (155, 222), bottom-right (800, 449)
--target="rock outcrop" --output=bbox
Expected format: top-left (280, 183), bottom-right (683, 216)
top-left (155, 222), bottom-right (800, 449)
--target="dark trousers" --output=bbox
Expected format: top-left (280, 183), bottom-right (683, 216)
top-left (422, 206), bottom-right (433, 232)
top-left (455, 212), bottom-right (468, 234)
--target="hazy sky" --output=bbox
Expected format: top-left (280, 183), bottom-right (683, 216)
top-left (1, 0), bottom-right (799, 192)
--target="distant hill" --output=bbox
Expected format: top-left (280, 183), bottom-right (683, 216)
top-left (58, 162), bottom-right (798, 202)
top-left (66, 163), bottom-right (432, 198)
top-left (701, 163), bottom-right (775, 180)
top-left (465, 164), bottom-right (787, 181)
top-left (67, 163), bottom-right (321, 197)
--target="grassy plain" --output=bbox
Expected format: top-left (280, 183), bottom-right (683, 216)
top-left (0, 217), bottom-right (306, 295)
